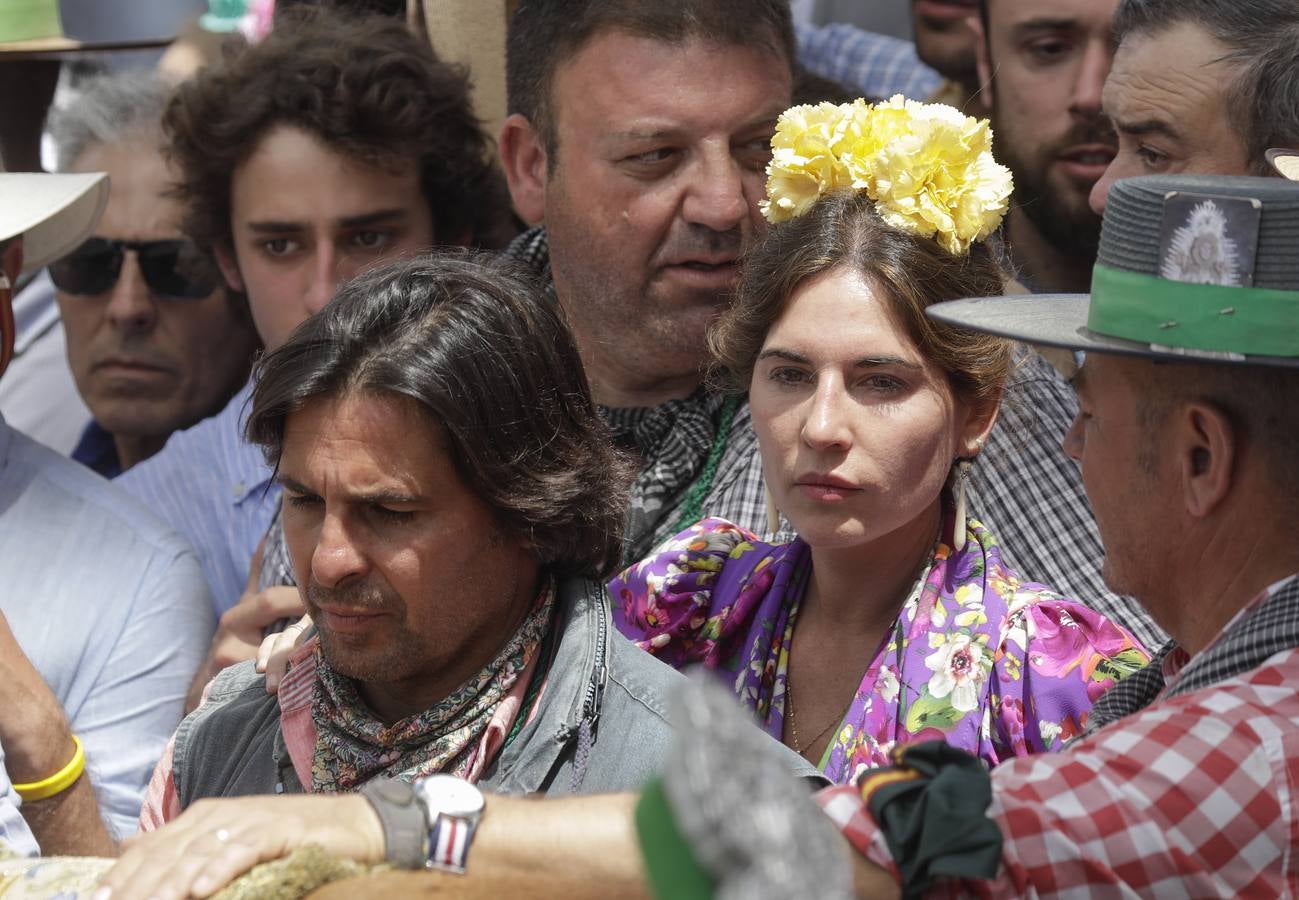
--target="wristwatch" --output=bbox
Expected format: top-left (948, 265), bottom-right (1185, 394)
top-left (359, 774), bottom-right (486, 874)
top-left (414, 774), bottom-right (486, 874)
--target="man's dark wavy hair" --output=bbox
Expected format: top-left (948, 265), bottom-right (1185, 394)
top-left (164, 9), bottom-right (516, 255)
top-left (247, 252), bottom-right (634, 580)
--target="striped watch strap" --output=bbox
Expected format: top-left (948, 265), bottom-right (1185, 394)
top-left (427, 812), bottom-right (477, 874)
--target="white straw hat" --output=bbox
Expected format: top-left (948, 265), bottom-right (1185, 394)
top-left (0, 172), bottom-right (109, 275)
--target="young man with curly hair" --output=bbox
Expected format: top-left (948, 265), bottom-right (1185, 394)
top-left (115, 11), bottom-right (517, 691)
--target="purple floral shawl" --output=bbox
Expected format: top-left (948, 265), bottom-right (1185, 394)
top-left (610, 516), bottom-right (1149, 784)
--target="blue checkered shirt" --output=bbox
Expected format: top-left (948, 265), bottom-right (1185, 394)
top-left (795, 22), bottom-right (943, 102)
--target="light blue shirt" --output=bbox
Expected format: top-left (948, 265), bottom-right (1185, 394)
top-left (116, 380), bottom-right (280, 615)
top-left (0, 417), bottom-right (215, 839)
top-left (0, 739), bottom-right (37, 857)
top-left (796, 21), bottom-right (943, 102)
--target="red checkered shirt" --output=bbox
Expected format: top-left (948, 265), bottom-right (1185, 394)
top-left (818, 576), bottom-right (1299, 897)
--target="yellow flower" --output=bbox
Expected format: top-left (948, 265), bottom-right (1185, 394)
top-left (868, 96), bottom-right (1012, 255)
top-left (761, 101), bottom-right (858, 223)
top-left (760, 95), bottom-right (1013, 255)
top-left (842, 95), bottom-right (912, 189)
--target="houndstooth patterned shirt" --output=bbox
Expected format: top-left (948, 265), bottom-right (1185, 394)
top-left (501, 227), bottom-right (785, 564)
top-left (259, 228), bottom-right (1166, 656)
top-left (819, 574), bottom-right (1299, 897)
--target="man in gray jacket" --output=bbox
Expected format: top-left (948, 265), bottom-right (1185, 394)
top-left (134, 254), bottom-right (695, 836)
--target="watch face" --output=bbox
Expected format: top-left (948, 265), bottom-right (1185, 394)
top-left (416, 774), bottom-right (485, 819)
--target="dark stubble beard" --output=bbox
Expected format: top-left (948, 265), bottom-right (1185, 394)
top-left (1009, 161), bottom-right (1103, 263)
top-left (994, 115), bottom-right (1113, 266)
top-left (307, 578), bottom-right (420, 684)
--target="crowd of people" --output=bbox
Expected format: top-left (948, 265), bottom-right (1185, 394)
top-left (1, 0), bottom-right (1298, 897)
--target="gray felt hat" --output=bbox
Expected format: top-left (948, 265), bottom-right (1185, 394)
top-left (928, 174), bottom-right (1299, 369)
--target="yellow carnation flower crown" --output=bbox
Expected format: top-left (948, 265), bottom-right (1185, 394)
top-left (760, 95), bottom-right (1014, 257)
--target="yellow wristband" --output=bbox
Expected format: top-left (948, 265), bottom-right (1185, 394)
top-left (13, 736), bottom-right (85, 802)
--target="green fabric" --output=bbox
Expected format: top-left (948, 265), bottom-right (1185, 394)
top-left (635, 778), bottom-right (714, 900)
top-left (863, 740), bottom-right (1002, 899)
top-left (0, 0), bottom-right (62, 42)
top-left (666, 394), bottom-right (740, 536)
top-left (1089, 264), bottom-right (1299, 357)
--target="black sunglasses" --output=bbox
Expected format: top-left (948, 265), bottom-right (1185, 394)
top-left (48, 237), bottom-right (219, 300)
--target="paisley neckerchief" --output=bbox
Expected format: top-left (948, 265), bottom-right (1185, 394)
top-left (311, 578), bottom-right (555, 792)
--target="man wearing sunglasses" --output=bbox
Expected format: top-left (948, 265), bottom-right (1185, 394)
top-left (0, 170), bottom-right (215, 846)
top-left (46, 72), bottom-right (260, 478)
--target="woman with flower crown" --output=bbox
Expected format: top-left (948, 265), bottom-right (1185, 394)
top-left (610, 97), bottom-right (1150, 783)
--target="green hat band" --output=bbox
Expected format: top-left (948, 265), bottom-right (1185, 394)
top-left (0, 0), bottom-right (62, 42)
top-left (1087, 263), bottom-right (1299, 357)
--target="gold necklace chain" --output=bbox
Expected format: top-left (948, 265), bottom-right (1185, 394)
top-left (784, 527), bottom-right (942, 762)
top-left (785, 674), bottom-right (847, 758)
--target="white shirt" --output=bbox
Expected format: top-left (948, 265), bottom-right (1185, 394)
top-left (0, 416), bottom-right (214, 838)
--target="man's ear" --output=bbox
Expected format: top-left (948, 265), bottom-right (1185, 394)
top-left (213, 243), bottom-right (246, 294)
top-left (1179, 401), bottom-right (1237, 519)
top-left (970, 14), bottom-right (994, 108)
top-left (499, 113), bottom-right (549, 225)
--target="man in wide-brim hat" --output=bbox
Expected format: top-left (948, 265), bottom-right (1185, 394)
top-left (0, 172), bottom-right (108, 372)
top-left (0, 172), bottom-right (214, 854)
top-left (808, 172), bottom-right (1299, 896)
top-left (0, 0), bottom-right (180, 453)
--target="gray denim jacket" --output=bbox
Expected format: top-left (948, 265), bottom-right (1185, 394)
top-left (172, 576), bottom-right (679, 804)
top-left (171, 576), bottom-right (821, 806)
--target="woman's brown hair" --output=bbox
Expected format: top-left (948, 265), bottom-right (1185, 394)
top-left (710, 190), bottom-right (1012, 406)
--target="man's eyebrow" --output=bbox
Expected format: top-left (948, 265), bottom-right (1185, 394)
top-left (605, 114), bottom-right (781, 146)
top-left (757, 348), bottom-right (810, 364)
top-left (1011, 17), bottom-right (1080, 35)
top-left (246, 220), bottom-right (304, 234)
top-left (607, 128), bottom-right (680, 144)
top-left (337, 209), bottom-right (409, 229)
top-left (1111, 117), bottom-right (1184, 144)
top-left (276, 475), bottom-right (425, 507)
top-left (355, 491), bottom-right (426, 506)
top-left (739, 114), bottom-right (782, 134)
top-left (756, 348), bottom-right (922, 369)
top-left (277, 476), bottom-right (315, 495)
top-left (246, 209), bottom-right (409, 233)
